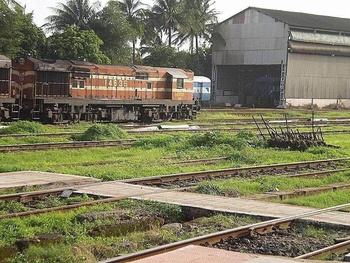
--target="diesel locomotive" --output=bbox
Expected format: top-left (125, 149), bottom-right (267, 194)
top-left (0, 55), bottom-right (198, 123)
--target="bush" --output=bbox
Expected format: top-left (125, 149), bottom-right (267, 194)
top-left (11, 245), bottom-right (81, 263)
top-left (194, 184), bottom-right (223, 196)
top-left (188, 132), bottom-right (248, 150)
top-left (0, 121), bottom-right (46, 134)
top-left (133, 134), bottom-right (185, 149)
top-left (74, 124), bottom-right (128, 141)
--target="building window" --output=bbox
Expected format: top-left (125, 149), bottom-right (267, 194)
top-left (177, 78), bottom-right (184, 89)
top-left (147, 82), bottom-right (152, 89)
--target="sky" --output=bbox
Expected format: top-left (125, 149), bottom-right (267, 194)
top-left (17, 0), bottom-right (350, 27)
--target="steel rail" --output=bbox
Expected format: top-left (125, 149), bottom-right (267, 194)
top-left (295, 239), bottom-right (350, 260)
top-left (0, 188), bottom-right (71, 202)
top-left (0, 139), bottom-right (137, 152)
top-left (1, 124), bottom-right (350, 139)
top-left (0, 196), bottom-right (126, 220)
top-left (121, 158), bottom-right (350, 185)
top-left (100, 203), bottom-right (350, 263)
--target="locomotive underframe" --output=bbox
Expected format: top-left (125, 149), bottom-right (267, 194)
top-left (1, 97), bottom-right (197, 123)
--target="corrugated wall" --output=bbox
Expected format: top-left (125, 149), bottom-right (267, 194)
top-left (212, 9), bottom-right (289, 66)
top-left (286, 53), bottom-right (350, 99)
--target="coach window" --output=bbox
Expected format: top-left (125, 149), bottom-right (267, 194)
top-left (79, 80), bottom-right (85, 89)
top-left (147, 82), bottom-right (152, 90)
top-left (177, 78), bottom-right (184, 89)
top-left (72, 80), bottom-right (78, 88)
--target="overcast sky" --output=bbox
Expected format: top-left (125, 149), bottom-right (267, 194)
top-left (18, 0), bottom-right (350, 27)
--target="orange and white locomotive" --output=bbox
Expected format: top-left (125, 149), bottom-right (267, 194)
top-left (0, 56), bottom-right (197, 123)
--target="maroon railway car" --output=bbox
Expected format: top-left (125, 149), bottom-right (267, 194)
top-left (0, 56), bottom-right (198, 123)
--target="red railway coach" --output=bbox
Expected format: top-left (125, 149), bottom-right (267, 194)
top-left (0, 56), bottom-right (198, 123)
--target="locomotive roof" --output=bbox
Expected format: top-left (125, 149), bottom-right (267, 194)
top-left (28, 57), bottom-right (73, 71)
top-left (164, 68), bottom-right (191, 79)
top-left (0, 55), bottom-right (11, 68)
top-left (133, 65), bottom-right (159, 72)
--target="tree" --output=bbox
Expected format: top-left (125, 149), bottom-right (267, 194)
top-left (151, 0), bottom-right (182, 47)
top-left (91, 1), bottom-right (133, 65)
top-left (176, 0), bottom-right (217, 54)
top-left (45, 0), bottom-right (100, 32)
top-left (0, 0), bottom-right (45, 58)
top-left (117, 0), bottom-right (146, 64)
top-left (44, 25), bottom-right (110, 64)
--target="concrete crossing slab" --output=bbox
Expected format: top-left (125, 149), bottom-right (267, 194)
top-left (132, 191), bottom-right (350, 226)
top-left (130, 245), bottom-right (341, 263)
top-left (0, 171), bottom-right (100, 189)
top-left (73, 181), bottom-right (350, 227)
top-left (75, 181), bottom-right (167, 198)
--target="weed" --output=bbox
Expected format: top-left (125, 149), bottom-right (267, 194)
top-left (10, 244), bottom-right (81, 263)
top-left (303, 226), bottom-right (326, 239)
top-left (73, 124), bottom-right (128, 141)
top-left (194, 183), bottom-right (223, 196)
top-left (0, 201), bottom-right (27, 214)
top-left (0, 121), bottom-right (47, 134)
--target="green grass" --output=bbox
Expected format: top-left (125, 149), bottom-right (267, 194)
top-left (0, 132), bottom-right (348, 181)
top-left (193, 171), bottom-right (350, 196)
top-left (280, 189), bottom-right (350, 209)
top-left (0, 200), bottom-right (259, 262)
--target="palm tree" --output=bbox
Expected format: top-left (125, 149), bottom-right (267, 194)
top-left (176, 0), bottom-right (218, 54)
top-left (117, 0), bottom-right (145, 65)
top-left (45, 0), bottom-right (101, 32)
top-left (152, 0), bottom-right (181, 47)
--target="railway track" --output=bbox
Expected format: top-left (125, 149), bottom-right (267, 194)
top-left (100, 202), bottom-right (350, 262)
top-left (1, 158), bottom-right (348, 219)
top-left (122, 158), bottom-right (350, 186)
top-left (0, 139), bottom-right (136, 152)
top-left (1, 128), bottom-right (350, 146)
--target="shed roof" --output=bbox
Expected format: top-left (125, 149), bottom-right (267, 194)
top-left (221, 7), bottom-right (350, 33)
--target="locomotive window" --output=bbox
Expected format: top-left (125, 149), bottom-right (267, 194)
top-left (177, 78), bottom-right (184, 89)
top-left (147, 82), bottom-right (152, 89)
top-left (0, 68), bottom-right (9, 80)
top-left (136, 72), bottom-right (149, 80)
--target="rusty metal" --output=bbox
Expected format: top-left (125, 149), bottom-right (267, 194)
top-left (0, 139), bottom-right (136, 152)
top-left (0, 196), bottom-right (125, 220)
top-left (122, 158), bottom-right (350, 185)
top-left (101, 203), bottom-right (350, 263)
top-left (295, 239), bottom-right (350, 260)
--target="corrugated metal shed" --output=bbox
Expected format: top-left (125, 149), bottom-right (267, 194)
top-left (220, 7), bottom-right (350, 33)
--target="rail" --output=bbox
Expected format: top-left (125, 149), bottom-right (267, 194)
top-left (0, 139), bottom-right (137, 152)
top-left (100, 203), bottom-right (350, 262)
top-left (121, 158), bottom-right (350, 185)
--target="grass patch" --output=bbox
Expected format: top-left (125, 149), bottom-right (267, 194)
top-left (0, 200), bottom-right (260, 262)
top-left (0, 133), bottom-right (349, 180)
top-left (0, 121), bottom-right (48, 134)
top-left (280, 189), bottom-right (350, 209)
top-left (193, 171), bottom-right (350, 196)
top-left (72, 124), bottom-right (129, 141)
